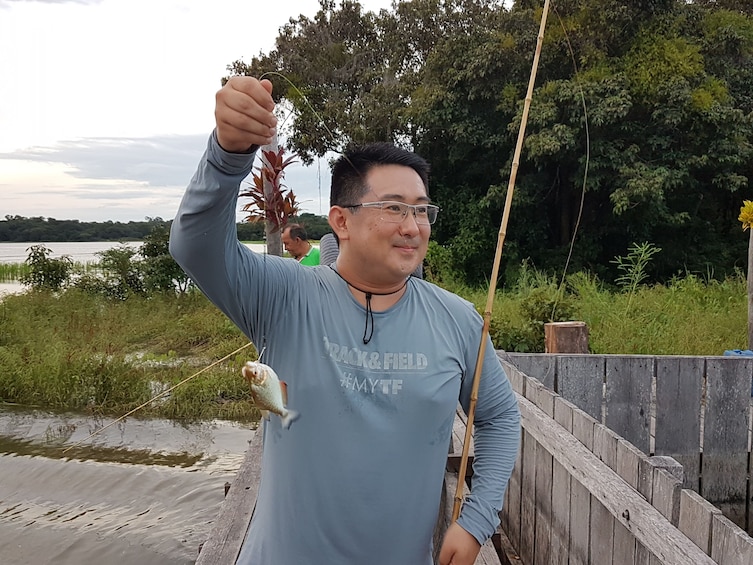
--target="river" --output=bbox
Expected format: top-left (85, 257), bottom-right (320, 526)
top-left (0, 405), bottom-right (255, 564)
top-left (0, 241), bottom-right (266, 563)
top-left (0, 241), bottom-right (267, 296)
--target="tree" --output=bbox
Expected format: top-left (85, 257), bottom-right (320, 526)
top-left (240, 143), bottom-right (301, 256)
top-left (19, 245), bottom-right (73, 292)
top-left (140, 225), bottom-right (193, 293)
top-left (223, 0), bottom-right (753, 285)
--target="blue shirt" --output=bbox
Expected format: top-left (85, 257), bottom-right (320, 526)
top-left (170, 132), bottom-right (521, 565)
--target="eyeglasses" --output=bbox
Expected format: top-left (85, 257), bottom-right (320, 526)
top-left (344, 201), bottom-right (440, 225)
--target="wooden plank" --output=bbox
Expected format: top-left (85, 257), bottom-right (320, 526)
top-left (503, 435), bottom-right (524, 555)
top-left (654, 356), bottom-right (703, 490)
top-left (535, 384), bottom-right (555, 418)
top-left (750, 447), bottom-right (753, 540)
top-left (651, 467), bottom-right (682, 526)
top-left (549, 458), bottom-right (570, 565)
top-left (612, 519), bottom-right (635, 564)
top-left (498, 357), bottom-right (527, 396)
top-left (195, 426), bottom-right (263, 565)
top-left (517, 394), bottom-right (717, 565)
top-left (593, 423), bottom-right (618, 471)
top-left (533, 435), bottom-right (553, 565)
top-left (605, 355), bottom-right (653, 453)
top-left (568, 476), bottom-right (590, 565)
top-left (701, 357), bottom-right (751, 529)
top-left (501, 352), bottom-right (556, 390)
top-left (519, 430), bottom-right (537, 565)
top-left (589, 498), bottom-right (614, 563)
top-left (553, 395), bottom-right (574, 433)
top-left (678, 488), bottom-right (722, 554)
top-left (615, 437), bottom-right (644, 490)
top-left (557, 355), bottom-right (605, 421)
top-left (571, 408), bottom-right (596, 451)
top-left (710, 513), bottom-right (753, 565)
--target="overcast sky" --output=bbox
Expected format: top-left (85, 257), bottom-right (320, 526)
top-left (0, 0), bottom-right (395, 222)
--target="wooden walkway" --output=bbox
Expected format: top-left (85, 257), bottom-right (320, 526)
top-left (196, 408), bottom-right (503, 564)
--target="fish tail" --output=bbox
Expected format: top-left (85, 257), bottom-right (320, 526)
top-left (280, 408), bottom-right (300, 430)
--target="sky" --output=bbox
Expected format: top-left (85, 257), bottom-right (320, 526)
top-left (0, 0), bottom-right (396, 223)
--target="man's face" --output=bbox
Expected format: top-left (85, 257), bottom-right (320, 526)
top-left (281, 229), bottom-right (304, 258)
top-left (344, 164), bottom-right (430, 282)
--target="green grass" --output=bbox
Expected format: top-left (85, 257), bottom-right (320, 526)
top-left (0, 271), bottom-right (747, 420)
top-left (0, 261), bottom-right (102, 283)
top-left (0, 289), bottom-right (260, 421)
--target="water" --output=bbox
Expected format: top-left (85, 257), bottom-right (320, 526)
top-left (0, 241), bottom-right (267, 296)
top-left (0, 240), bottom-right (269, 561)
top-left (0, 405), bottom-right (256, 565)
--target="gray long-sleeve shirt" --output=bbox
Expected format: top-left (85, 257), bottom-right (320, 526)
top-left (170, 132), bottom-right (521, 565)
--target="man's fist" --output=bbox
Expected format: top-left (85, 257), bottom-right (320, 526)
top-left (215, 76), bottom-right (277, 153)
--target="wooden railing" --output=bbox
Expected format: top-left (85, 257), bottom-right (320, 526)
top-left (499, 358), bottom-right (753, 565)
top-left (500, 352), bottom-right (753, 534)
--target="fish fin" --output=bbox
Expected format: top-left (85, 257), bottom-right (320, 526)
top-left (280, 409), bottom-right (300, 430)
top-left (280, 380), bottom-right (288, 406)
top-left (261, 409), bottom-right (270, 421)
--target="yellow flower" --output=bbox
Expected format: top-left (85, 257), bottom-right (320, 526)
top-left (739, 200), bottom-right (753, 231)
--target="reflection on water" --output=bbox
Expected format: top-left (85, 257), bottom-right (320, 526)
top-left (0, 405), bottom-right (256, 565)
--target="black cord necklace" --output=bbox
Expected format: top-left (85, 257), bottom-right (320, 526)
top-left (330, 266), bottom-right (410, 344)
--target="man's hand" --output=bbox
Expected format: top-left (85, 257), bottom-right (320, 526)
top-left (438, 522), bottom-right (482, 565)
top-left (215, 76), bottom-right (277, 153)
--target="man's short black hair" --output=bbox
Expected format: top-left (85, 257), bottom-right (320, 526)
top-left (284, 223), bottom-right (308, 241)
top-left (329, 142), bottom-right (430, 207)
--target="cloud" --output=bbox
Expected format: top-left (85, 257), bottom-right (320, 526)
top-left (0, 0), bottom-right (103, 6)
top-left (0, 134), bottom-right (331, 222)
top-left (0, 135), bottom-right (208, 186)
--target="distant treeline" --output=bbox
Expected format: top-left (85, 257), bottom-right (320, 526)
top-left (0, 214), bottom-right (333, 243)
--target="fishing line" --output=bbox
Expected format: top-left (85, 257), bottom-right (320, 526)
top-left (61, 341), bottom-right (256, 454)
top-left (549, 3), bottom-right (591, 322)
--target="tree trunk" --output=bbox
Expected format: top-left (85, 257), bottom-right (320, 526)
top-left (262, 134), bottom-right (282, 257)
top-left (748, 229), bottom-right (753, 349)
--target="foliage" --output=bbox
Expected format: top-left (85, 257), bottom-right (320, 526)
top-left (140, 225), bottom-right (193, 293)
top-left (224, 0), bottom-right (753, 286)
top-left (611, 241), bottom-right (662, 313)
top-left (0, 215), bottom-right (168, 242)
top-left (19, 244), bottom-right (74, 292)
top-left (1, 270), bottom-right (742, 418)
top-left (94, 244), bottom-right (146, 298)
top-left (13, 227), bottom-right (194, 299)
top-left (240, 146), bottom-right (301, 232)
top-left (0, 289), bottom-right (258, 420)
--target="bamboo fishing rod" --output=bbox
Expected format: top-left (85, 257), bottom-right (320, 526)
top-left (451, 0), bottom-right (551, 522)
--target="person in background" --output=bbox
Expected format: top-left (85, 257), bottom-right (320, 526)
top-left (281, 223), bottom-right (320, 265)
top-left (319, 231), bottom-right (423, 278)
top-left (169, 75), bottom-right (520, 565)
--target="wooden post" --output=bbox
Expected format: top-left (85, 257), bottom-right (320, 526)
top-left (544, 321), bottom-right (589, 354)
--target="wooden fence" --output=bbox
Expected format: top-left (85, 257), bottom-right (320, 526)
top-left (499, 353), bottom-right (753, 534)
top-left (498, 358), bottom-right (753, 565)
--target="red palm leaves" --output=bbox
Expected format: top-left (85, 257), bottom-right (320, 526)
top-left (240, 147), bottom-right (300, 232)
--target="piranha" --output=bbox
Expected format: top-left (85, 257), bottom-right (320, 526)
top-left (242, 361), bottom-right (300, 429)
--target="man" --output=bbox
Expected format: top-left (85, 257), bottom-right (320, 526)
top-left (281, 223), bottom-right (320, 265)
top-left (170, 76), bottom-right (520, 565)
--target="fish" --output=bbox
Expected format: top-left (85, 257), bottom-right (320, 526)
top-left (242, 361), bottom-right (300, 429)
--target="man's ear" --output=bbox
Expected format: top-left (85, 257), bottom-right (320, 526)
top-left (328, 207), bottom-right (350, 241)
